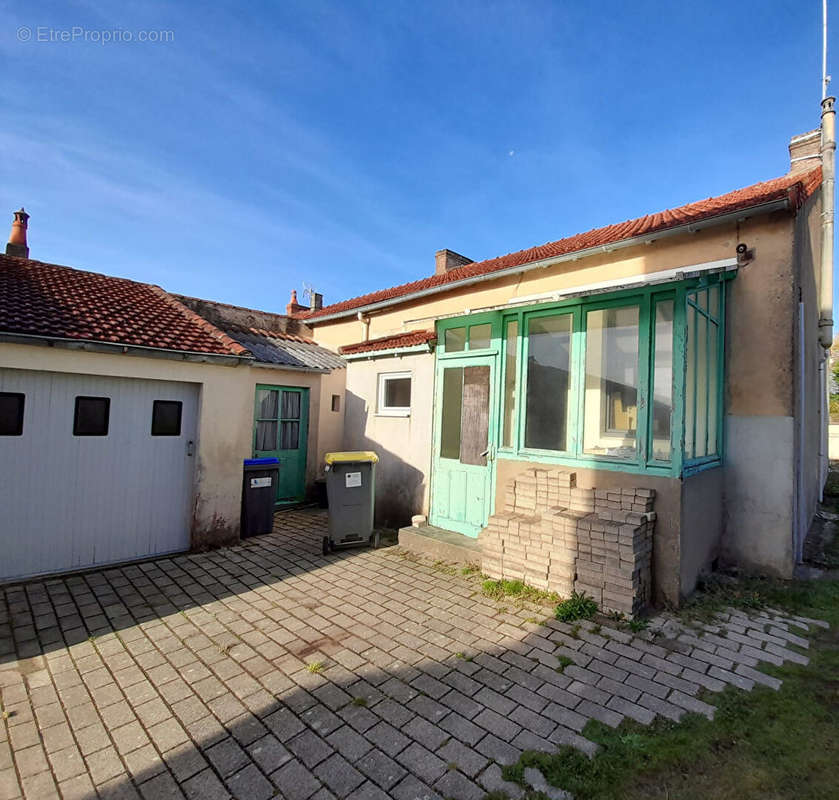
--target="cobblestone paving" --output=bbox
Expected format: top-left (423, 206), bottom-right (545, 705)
top-left (0, 510), bottom-right (827, 800)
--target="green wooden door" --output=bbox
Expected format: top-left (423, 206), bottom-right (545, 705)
top-left (253, 385), bottom-right (309, 504)
top-left (429, 354), bottom-right (498, 537)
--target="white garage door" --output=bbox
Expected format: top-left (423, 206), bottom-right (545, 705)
top-left (0, 368), bottom-right (198, 582)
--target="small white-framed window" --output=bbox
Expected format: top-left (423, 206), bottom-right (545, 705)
top-left (377, 372), bottom-right (412, 416)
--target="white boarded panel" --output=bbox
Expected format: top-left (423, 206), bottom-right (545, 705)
top-left (0, 368), bottom-right (197, 581)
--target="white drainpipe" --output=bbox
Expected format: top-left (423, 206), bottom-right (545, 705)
top-left (818, 95), bottom-right (836, 352)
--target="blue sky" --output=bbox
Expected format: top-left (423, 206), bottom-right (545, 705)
top-left (0, 1), bottom-right (833, 313)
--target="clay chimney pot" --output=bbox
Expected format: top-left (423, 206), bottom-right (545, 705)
top-left (6, 208), bottom-right (30, 258)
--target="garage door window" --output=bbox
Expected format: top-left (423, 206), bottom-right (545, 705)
top-left (0, 392), bottom-right (24, 436)
top-left (151, 400), bottom-right (183, 436)
top-left (74, 396), bottom-right (110, 436)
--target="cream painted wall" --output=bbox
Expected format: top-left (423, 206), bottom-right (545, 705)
top-left (342, 352), bottom-right (434, 528)
top-left (316, 367), bottom-right (347, 477)
top-left (0, 342), bottom-right (344, 549)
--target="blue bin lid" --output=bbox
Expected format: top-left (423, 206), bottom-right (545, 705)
top-left (244, 457), bottom-right (279, 466)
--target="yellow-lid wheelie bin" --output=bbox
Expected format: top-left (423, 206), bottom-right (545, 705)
top-left (322, 451), bottom-right (379, 555)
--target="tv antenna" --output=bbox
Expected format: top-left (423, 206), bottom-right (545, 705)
top-left (302, 282), bottom-right (317, 304)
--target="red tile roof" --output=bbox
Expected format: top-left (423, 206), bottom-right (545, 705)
top-left (339, 330), bottom-right (436, 355)
top-left (0, 254), bottom-right (250, 357)
top-left (306, 167), bottom-right (822, 322)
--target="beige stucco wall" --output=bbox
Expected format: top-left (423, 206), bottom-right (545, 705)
top-left (342, 351), bottom-right (434, 528)
top-left (0, 342), bottom-right (343, 549)
top-left (316, 367), bottom-right (347, 477)
top-left (720, 208), bottom-right (804, 578)
top-left (720, 190), bottom-right (824, 577)
top-left (680, 467), bottom-right (724, 596)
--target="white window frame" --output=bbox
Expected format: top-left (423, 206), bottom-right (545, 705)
top-left (377, 371), bottom-right (412, 417)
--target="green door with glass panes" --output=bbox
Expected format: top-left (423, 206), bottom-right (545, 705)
top-left (253, 385), bottom-right (309, 504)
top-left (430, 317), bottom-right (500, 537)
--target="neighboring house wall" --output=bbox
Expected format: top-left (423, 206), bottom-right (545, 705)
top-left (0, 343), bottom-right (343, 554)
top-left (174, 295), bottom-right (313, 339)
top-left (793, 190), bottom-right (826, 563)
top-left (343, 352), bottom-right (434, 528)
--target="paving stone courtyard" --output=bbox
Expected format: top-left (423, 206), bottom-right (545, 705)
top-left (0, 510), bottom-right (826, 800)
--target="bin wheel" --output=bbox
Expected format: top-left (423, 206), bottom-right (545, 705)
top-left (322, 536), bottom-right (331, 556)
top-left (370, 531), bottom-right (381, 549)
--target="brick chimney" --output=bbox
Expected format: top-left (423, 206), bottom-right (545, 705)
top-left (435, 248), bottom-right (473, 275)
top-left (789, 129), bottom-right (821, 174)
top-left (6, 208), bottom-right (29, 258)
top-left (311, 292), bottom-right (323, 311)
top-left (286, 290), bottom-right (308, 315)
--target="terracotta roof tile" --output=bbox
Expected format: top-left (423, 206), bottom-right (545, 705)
top-left (306, 167), bottom-right (822, 321)
top-left (339, 330), bottom-right (436, 355)
top-left (0, 254), bottom-right (250, 357)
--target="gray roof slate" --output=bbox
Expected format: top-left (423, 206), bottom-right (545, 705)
top-left (229, 328), bottom-right (345, 371)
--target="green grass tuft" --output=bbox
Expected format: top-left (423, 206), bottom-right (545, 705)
top-left (555, 591), bottom-right (598, 622)
top-left (481, 578), bottom-right (559, 605)
top-left (555, 654), bottom-right (573, 672)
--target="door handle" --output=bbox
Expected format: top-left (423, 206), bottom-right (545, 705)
top-left (187, 440), bottom-right (194, 457)
top-left (480, 445), bottom-right (494, 461)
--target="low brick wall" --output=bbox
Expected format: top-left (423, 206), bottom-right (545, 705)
top-left (478, 469), bottom-right (656, 616)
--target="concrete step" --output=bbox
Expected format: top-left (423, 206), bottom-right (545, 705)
top-left (397, 524), bottom-right (481, 566)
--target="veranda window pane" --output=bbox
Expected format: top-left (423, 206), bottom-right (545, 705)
top-left (695, 311), bottom-right (709, 458)
top-left (524, 313), bottom-right (573, 451)
top-left (685, 306), bottom-right (696, 458)
top-left (469, 324), bottom-right (491, 350)
top-left (651, 301), bottom-right (674, 461)
top-left (708, 321), bottom-right (719, 455)
top-left (445, 327), bottom-right (466, 352)
top-left (708, 284), bottom-right (720, 320)
top-left (502, 320), bottom-right (518, 448)
top-left (583, 306), bottom-right (639, 459)
top-left (440, 367), bottom-right (463, 459)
